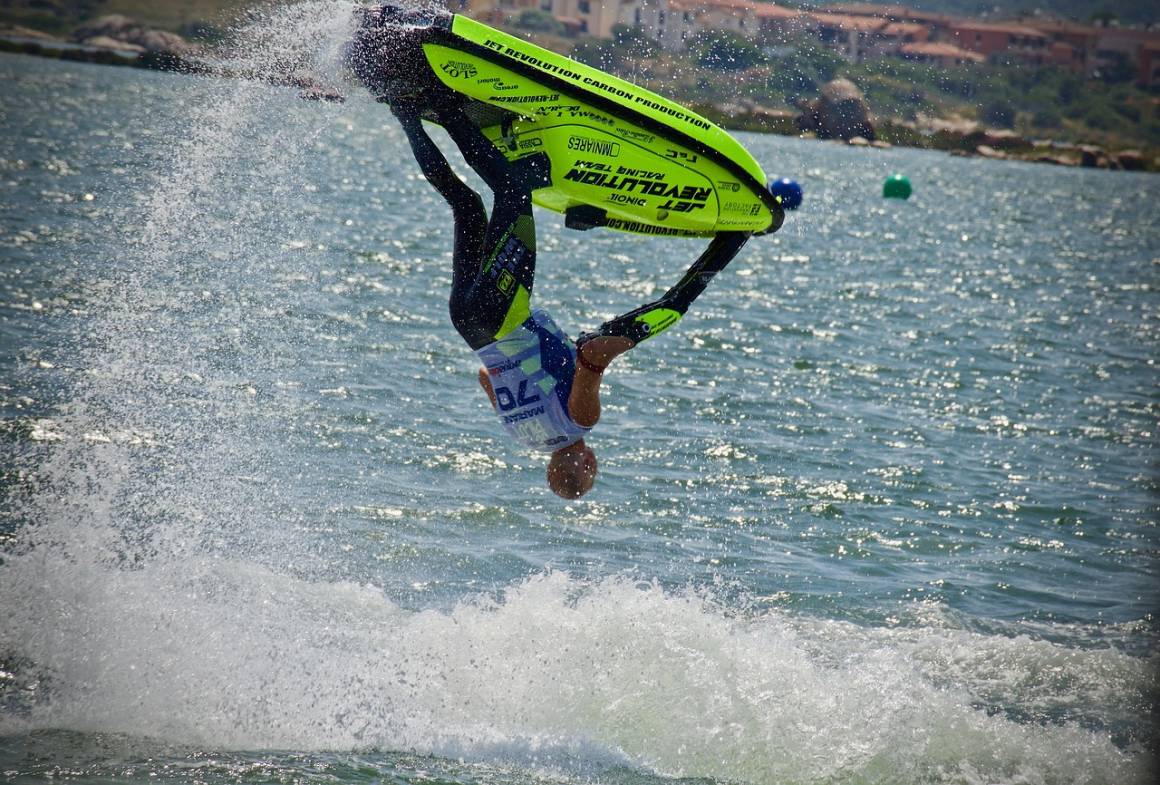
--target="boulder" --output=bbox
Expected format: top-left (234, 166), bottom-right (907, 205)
top-left (980, 128), bottom-right (1030, 152)
top-left (0, 25), bottom-right (58, 41)
top-left (136, 29), bottom-right (196, 56)
top-left (81, 35), bottom-right (146, 53)
top-left (847, 135), bottom-right (869, 146)
top-left (975, 144), bottom-right (1006, 159)
top-left (1116, 150), bottom-right (1145, 171)
top-left (916, 114), bottom-right (978, 135)
top-left (752, 106), bottom-right (795, 121)
top-left (745, 106), bottom-right (797, 134)
top-left (796, 78), bottom-right (875, 142)
top-left (71, 15), bottom-right (138, 42)
top-left (1035, 155), bottom-right (1075, 166)
top-left (1078, 145), bottom-right (1103, 168)
top-left (929, 128), bottom-right (976, 153)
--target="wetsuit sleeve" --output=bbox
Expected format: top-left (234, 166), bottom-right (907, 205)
top-left (578, 232), bottom-right (750, 347)
top-left (435, 107), bottom-right (513, 192)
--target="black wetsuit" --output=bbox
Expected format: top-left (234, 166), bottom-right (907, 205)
top-left (395, 106), bottom-right (750, 352)
top-left (394, 106), bottom-right (547, 350)
top-left (348, 5), bottom-right (750, 351)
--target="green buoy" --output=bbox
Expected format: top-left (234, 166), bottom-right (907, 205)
top-left (883, 173), bottom-right (912, 200)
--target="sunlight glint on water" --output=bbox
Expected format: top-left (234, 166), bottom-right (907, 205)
top-left (0, 3), bottom-right (1156, 784)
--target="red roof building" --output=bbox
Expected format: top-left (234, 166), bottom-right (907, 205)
top-left (950, 21), bottom-right (1050, 65)
top-left (1022, 19), bottom-right (1103, 73)
top-left (823, 3), bottom-right (945, 23)
top-left (898, 41), bottom-right (984, 66)
top-left (808, 12), bottom-right (887, 61)
top-left (1139, 43), bottom-right (1160, 87)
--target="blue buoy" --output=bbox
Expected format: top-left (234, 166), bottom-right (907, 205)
top-left (768, 177), bottom-right (803, 211)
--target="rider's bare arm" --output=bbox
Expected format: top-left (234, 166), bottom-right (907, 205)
top-left (568, 336), bottom-right (634, 428)
top-left (478, 369), bottom-right (498, 411)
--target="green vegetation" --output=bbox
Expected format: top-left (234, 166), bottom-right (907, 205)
top-left (812, 0), bottom-right (1156, 27)
top-left (570, 27), bottom-right (1160, 153)
top-left (570, 24), bottom-right (654, 71)
top-left (687, 29), bottom-right (765, 71)
top-left (845, 54), bottom-right (1160, 147)
top-left (763, 39), bottom-right (844, 103)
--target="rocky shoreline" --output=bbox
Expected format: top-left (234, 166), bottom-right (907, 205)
top-left (3, 15), bottom-right (1154, 173)
top-left (694, 80), bottom-right (1154, 172)
top-left (0, 18), bottom-right (205, 73)
top-left (0, 16), bottom-right (344, 100)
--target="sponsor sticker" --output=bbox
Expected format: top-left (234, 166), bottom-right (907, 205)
top-left (533, 105), bottom-right (614, 126)
top-left (567, 135), bottom-right (621, 157)
top-left (440, 60), bottom-right (477, 79)
top-left (607, 193), bottom-right (647, 206)
top-left (494, 93), bottom-right (560, 105)
top-left (478, 76), bottom-right (518, 91)
top-left (723, 200), bottom-right (754, 213)
top-left (615, 128), bottom-right (655, 144)
top-left (497, 270), bottom-right (515, 294)
top-left (562, 165), bottom-right (712, 214)
top-left (602, 219), bottom-right (701, 237)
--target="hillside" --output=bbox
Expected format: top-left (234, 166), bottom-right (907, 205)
top-left (0, 0), bottom-right (254, 36)
top-left (813, 0), bottom-right (1159, 26)
top-left (4, 1), bottom-right (1156, 161)
top-left (7, 0), bottom-right (1159, 33)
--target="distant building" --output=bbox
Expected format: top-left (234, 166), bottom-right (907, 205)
top-left (553, 0), bottom-right (641, 37)
top-left (632, 0), bottom-right (706, 50)
top-left (898, 41), bottom-right (983, 66)
top-left (823, 3), bottom-right (923, 20)
top-left (949, 21), bottom-right (1050, 65)
top-left (630, 0), bottom-right (803, 51)
top-left (1016, 20), bottom-right (1157, 76)
top-left (1045, 40), bottom-right (1083, 71)
top-left (1020, 21), bottom-right (1160, 78)
top-left (698, 0), bottom-right (759, 39)
top-left (463, 0), bottom-right (636, 37)
top-left (1025, 19), bottom-right (1100, 73)
top-left (1091, 26), bottom-right (1160, 76)
top-left (1139, 43), bottom-right (1160, 87)
top-left (808, 12), bottom-right (887, 61)
top-left (868, 21), bottom-right (930, 57)
top-left (819, 2), bottom-right (957, 41)
top-left (458, 0), bottom-right (524, 25)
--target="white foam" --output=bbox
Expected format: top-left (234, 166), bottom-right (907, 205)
top-left (1, 554), bottom-right (1152, 783)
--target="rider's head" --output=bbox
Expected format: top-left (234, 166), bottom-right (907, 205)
top-left (547, 440), bottom-right (597, 499)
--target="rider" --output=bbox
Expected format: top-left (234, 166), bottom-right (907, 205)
top-left (348, 5), bottom-right (750, 499)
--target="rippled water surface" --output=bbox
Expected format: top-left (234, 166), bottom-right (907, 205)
top-left (1, 5), bottom-right (1157, 783)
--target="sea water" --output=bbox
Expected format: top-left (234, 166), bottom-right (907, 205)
top-left (0, 3), bottom-right (1156, 783)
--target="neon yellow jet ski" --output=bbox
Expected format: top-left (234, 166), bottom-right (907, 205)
top-left (347, 5), bottom-right (783, 238)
